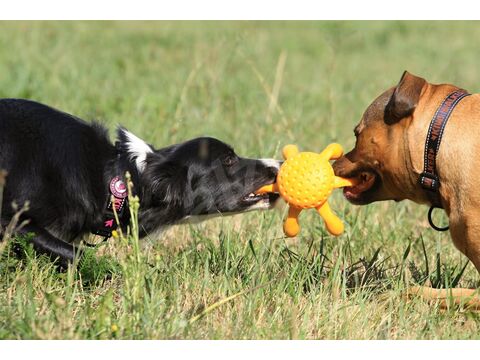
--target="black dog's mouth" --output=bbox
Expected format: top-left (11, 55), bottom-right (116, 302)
top-left (241, 191), bottom-right (280, 206)
top-left (240, 179), bottom-right (280, 209)
top-left (342, 170), bottom-right (380, 204)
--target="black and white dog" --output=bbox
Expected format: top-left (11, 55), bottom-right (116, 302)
top-left (0, 99), bottom-right (280, 267)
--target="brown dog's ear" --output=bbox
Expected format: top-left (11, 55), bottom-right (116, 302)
top-left (384, 71), bottom-right (426, 124)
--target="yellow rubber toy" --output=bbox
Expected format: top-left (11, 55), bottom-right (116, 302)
top-left (256, 144), bottom-right (357, 237)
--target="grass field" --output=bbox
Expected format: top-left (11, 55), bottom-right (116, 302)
top-left (1, 21), bottom-right (480, 339)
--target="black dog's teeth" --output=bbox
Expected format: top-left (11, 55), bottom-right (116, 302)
top-left (243, 192), bottom-right (275, 202)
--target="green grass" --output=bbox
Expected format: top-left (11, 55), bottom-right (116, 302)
top-left (1, 20), bottom-right (480, 339)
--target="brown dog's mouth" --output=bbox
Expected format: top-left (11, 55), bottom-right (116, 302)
top-left (343, 171), bottom-right (378, 202)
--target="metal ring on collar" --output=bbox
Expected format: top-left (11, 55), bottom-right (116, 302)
top-left (428, 206), bottom-right (449, 232)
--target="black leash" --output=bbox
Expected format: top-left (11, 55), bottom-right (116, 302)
top-left (419, 90), bottom-right (470, 231)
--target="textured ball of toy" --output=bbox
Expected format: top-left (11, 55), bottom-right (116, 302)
top-left (278, 151), bottom-right (334, 209)
top-left (256, 144), bottom-right (356, 237)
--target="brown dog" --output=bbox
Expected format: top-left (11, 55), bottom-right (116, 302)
top-left (333, 71), bottom-right (480, 307)
top-left (333, 72), bottom-right (480, 306)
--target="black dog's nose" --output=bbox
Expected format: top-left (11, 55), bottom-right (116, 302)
top-left (259, 160), bottom-right (281, 175)
top-left (273, 161), bottom-right (284, 175)
top-left (266, 166), bottom-right (278, 179)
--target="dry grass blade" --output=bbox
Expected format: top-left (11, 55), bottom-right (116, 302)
top-left (0, 170), bottom-right (30, 255)
top-left (1, 202), bottom-right (30, 249)
top-left (266, 51), bottom-right (287, 124)
top-left (174, 61), bottom-right (204, 123)
top-left (0, 169), bottom-right (7, 229)
top-left (188, 279), bottom-right (277, 325)
top-left (244, 55), bottom-right (289, 126)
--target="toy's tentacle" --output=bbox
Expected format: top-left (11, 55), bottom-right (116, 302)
top-left (319, 143), bottom-right (344, 161)
top-left (255, 183), bottom-right (279, 195)
top-left (317, 202), bottom-right (344, 236)
top-left (284, 206), bottom-right (302, 237)
top-left (334, 176), bottom-right (359, 189)
top-left (282, 144), bottom-right (299, 160)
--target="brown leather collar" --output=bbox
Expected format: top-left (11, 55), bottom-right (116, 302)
top-left (419, 90), bottom-right (470, 230)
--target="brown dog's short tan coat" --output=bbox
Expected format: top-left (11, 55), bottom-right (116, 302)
top-left (333, 71), bottom-right (480, 307)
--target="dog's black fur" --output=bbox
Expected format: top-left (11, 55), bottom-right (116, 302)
top-left (0, 99), bottom-right (279, 266)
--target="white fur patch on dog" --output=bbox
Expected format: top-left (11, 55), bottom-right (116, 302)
top-left (121, 129), bottom-right (153, 172)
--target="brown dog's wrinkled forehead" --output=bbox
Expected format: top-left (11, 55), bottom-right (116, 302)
top-left (362, 87), bottom-right (395, 125)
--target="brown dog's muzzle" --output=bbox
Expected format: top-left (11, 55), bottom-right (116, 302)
top-left (332, 151), bottom-right (356, 177)
top-left (333, 152), bottom-right (379, 205)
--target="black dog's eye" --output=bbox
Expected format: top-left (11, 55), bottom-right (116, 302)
top-left (222, 154), bottom-right (237, 167)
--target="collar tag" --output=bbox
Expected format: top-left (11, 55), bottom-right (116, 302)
top-left (91, 175), bottom-right (130, 239)
top-left (110, 176), bottom-right (128, 199)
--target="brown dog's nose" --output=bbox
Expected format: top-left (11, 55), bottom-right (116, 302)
top-left (332, 157), bottom-right (346, 176)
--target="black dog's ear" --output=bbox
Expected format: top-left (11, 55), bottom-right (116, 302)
top-left (141, 156), bottom-right (188, 208)
top-left (385, 71), bottom-right (426, 124)
top-left (116, 127), bottom-right (154, 172)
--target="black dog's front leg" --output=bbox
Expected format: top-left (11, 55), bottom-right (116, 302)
top-left (12, 223), bottom-right (79, 268)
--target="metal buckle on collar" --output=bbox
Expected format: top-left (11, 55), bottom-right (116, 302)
top-left (419, 172), bottom-right (440, 192)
